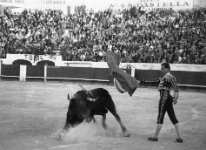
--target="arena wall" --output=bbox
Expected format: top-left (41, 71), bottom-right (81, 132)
top-left (0, 60), bottom-right (206, 88)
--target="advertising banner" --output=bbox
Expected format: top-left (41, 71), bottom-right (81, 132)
top-left (0, 0), bottom-right (24, 7)
top-left (0, 0), bottom-right (194, 12)
top-left (0, 0), bottom-right (67, 12)
top-left (136, 0), bottom-right (194, 11)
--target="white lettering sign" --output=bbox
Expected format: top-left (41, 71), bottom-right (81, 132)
top-left (24, 54), bottom-right (57, 62)
top-left (0, 0), bottom-right (67, 12)
top-left (136, 0), bottom-right (193, 10)
top-left (0, 0), bottom-right (194, 13)
top-left (0, 0), bottom-right (24, 5)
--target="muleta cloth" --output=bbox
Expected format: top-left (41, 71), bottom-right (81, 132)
top-left (106, 51), bottom-right (137, 96)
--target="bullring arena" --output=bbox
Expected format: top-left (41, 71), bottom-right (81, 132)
top-left (1, 0), bottom-right (206, 149)
top-left (0, 81), bottom-right (205, 150)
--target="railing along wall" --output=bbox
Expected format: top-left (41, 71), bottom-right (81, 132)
top-left (0, 61), bottom-right (206, 89)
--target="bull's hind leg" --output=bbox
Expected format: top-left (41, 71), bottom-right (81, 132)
top-left (111, 111), bottom-right (130, 137)
top-left (105, 93), bottom-right (130, 137)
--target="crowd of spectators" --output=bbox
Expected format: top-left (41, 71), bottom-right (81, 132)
top-left (0, 5), bottom-right (206, 64)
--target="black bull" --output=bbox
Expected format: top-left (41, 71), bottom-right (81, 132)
top-left (62, 88), bottom-right (130, 137)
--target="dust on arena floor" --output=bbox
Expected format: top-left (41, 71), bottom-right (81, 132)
top-left (0, 81), bottom-right (205, 150)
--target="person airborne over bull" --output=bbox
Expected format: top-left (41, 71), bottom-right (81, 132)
top-left (106, 50), bottom-right (138, 96)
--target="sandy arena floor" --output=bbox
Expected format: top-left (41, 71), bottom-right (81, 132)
top-left (0, 81), bottom-right (205, 150)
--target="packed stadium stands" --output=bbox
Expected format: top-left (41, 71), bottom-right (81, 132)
top-left (0, 6), bottom-right (206, 64)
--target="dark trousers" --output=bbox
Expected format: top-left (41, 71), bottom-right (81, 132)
top-left (157, 90), bottom-right (178, 125)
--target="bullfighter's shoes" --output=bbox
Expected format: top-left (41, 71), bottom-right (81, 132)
top-left (176, 138), bottom-right (183, 143)
top-left (148, 137), bottom-right (158, 141)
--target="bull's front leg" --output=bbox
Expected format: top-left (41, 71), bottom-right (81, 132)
top-left (101, 114), bottom-right (108, 130)
top-left (56, 121), bottom-right (74, 141)
top-left (92, 116), bottom-right (96, 123)
top-left (84, 108), bottom-right (93, 123)
top-left (56, 111), bottom-right (72, 141)
top-left (63, 110), bottom-right (73, 130)
top-left (63, 122), bottom-right (72, 131)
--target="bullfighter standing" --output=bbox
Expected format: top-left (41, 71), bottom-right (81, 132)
top-left (139, 63), bottom-right (183, 143)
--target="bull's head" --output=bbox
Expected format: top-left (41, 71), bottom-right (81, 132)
top-left (64, 91), bottom-right (88, 130)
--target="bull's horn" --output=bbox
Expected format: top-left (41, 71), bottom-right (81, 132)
top-left (67, 93), bottom-right (70, 100)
